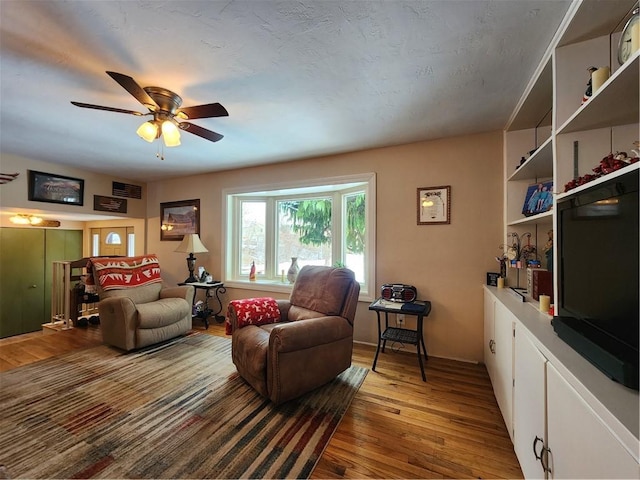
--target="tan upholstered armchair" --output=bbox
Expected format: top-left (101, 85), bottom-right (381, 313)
top-left (89, 255), bottom-right (195, 351)
top-left (228, 265), bottom-right (360, 404)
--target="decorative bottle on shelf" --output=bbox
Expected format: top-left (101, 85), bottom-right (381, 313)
top-left (287, 257), bottom-right (299, 284)
top-left (249, 261), bottom-right (256, 281)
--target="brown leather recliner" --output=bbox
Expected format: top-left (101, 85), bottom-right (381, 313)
top-left (228, 265), bottom-right (360, 404)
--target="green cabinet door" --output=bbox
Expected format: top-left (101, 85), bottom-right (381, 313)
top-left (44, 229), bottom-right (83, 326)
top-left (0, 228), bottom-right (45, 337)
top-left (0, 228), bottom-right (83, 338)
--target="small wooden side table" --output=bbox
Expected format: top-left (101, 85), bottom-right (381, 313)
top-left (369, 298), bottom-right (432, 381)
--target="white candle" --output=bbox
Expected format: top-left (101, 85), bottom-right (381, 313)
top-left (539, 295), bottom-right (551, 313)
top-left (591, 67), bottom-right (610, 93)
top-left (497, 277), bottom-right (505, 289)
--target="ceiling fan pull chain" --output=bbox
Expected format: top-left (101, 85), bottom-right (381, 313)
top-left (156, 142), bottom-right (165, 161)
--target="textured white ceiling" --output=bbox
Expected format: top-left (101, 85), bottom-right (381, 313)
top-left (0, 0), bottom-right (571, 182)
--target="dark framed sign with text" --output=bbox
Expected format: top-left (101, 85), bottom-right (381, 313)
top-left (28, 170), bottom-right (84, 206)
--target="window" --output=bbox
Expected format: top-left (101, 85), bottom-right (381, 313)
top-left (224, 173), bottom-right (375, 299)
top-left (105, 232), bottom-right (122, 245)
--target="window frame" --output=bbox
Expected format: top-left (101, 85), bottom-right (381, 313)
top-left (222, 173), bottom-right (376, 300)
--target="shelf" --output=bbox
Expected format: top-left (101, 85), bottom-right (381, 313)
top-left (507, 59), bottom-right (553, 131)
top-left (557, 0), bottom-right (637, 47)
top-left (556, 162), bottom-right (639, 201)
top-left (557, 53), bottom-right (639, 135)
top-left (508, 210), bottom-right (553, 227)
top-left (507, 136), bottom-right (554, 182)
top-left (382, 327), bottom-right (419, 345)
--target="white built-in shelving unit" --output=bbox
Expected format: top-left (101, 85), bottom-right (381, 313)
top-left (489, 1), bottom-right (640, 478)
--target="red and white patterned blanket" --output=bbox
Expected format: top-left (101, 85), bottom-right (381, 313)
top-left (225, 297), bottom-right (281, 334)
top-left (86, 255), bottom-right (162, 292)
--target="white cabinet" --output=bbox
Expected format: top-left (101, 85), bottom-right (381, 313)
top-left (484, 288), bottom-right (515, 440)
top-left (514, 328), bottom-right (548, 479)
top-left (484, 288), bottom-right (496, 379)
top-left (513, 328), bottom-right (639, 479)
top-left (547, 363), bottom-right (639, 479)
top-left (485, 287), bottom-right (640, 479)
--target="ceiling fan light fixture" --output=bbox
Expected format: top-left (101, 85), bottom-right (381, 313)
top-left (161, 120), bottom-right (181, 147)
top-left (136, 121), bottom-right (158, 142)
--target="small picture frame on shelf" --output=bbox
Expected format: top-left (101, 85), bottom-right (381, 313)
top-left (522, 180), bottom-right (553, 216)
top-left (486, 272), bottom-right (500, 286)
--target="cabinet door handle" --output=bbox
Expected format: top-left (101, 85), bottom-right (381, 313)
top-left (533, 436), bottom-right (551, 474)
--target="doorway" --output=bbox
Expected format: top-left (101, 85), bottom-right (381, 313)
top-left (91, 227), bottom-right (135, 257)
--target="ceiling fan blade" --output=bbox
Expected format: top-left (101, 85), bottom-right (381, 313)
top-left (178, 122), bottom-right (224, 142)
top-left (106, 71), bottom-right (158, 110)
top-left (177, 102), bottom-right (228, 119)
top-left (70, 101), bottom-right (145, 116)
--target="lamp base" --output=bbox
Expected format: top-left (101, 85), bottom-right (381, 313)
top-left (185, 253), bottom-right (197, 284)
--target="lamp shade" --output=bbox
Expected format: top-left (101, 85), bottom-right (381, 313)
top-left (162, 120), bottom-right (181, 147)
top-left (137, 121), bottom-right (158, 142)
top-left (175, 233), bottom-right (208, 254)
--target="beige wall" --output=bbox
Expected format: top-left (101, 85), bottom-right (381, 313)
top-left (147, 130), bottom-right (503, 362)
top-left (0, 131), bottom-right (503, 361)
top-left (0, 153), bottom-right (148, 256)
top-left (0, 153), bottom-right (147, 224)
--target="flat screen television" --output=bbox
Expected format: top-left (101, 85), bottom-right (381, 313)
top-left (554, 168), bottom-right (639, 390)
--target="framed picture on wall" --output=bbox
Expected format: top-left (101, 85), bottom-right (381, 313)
top-left (160, 199), bottom-right (200, 241)
top-left (28, 170), bottom-right (84, 206)
top-left (417, 185), bottom-right (451, 225)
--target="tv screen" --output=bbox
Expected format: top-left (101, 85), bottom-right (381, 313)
top-left (557, 170), bottom-right (639, 351)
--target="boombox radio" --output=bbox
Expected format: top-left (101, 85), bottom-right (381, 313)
top-left (381, 283), bottom-right (417, 303)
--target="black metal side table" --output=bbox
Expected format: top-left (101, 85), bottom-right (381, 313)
top-left (179, 281), bottom-right (226, 329)
top-left (369, 298), bottom-right (432, 381)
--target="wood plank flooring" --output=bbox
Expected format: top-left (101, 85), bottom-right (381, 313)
top-left (0, 322), bottom-right (523, 479)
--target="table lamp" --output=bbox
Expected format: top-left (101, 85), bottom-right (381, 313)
top-left (175, 233), bottom-right (209, 283)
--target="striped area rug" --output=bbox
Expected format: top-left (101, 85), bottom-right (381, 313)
top-left (0, 333), bottom-right (367, 479)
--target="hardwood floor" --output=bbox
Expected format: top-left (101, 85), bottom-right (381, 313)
top-left (0, 322), bottom-right (522, 479)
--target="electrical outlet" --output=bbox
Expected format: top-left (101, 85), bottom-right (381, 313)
top-left (397, 314), bottom-right (405, 326)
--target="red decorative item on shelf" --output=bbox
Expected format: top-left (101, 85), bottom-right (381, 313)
top-left (564, 151), bottom-right (638, 192)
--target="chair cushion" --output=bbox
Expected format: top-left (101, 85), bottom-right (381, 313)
top-left (100, 282), bottom-right (163, 304)
top-left (137, 297), bottom-right (190, 329)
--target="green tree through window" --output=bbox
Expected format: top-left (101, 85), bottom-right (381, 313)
top-left (279, 193), bottom-right (365, 254)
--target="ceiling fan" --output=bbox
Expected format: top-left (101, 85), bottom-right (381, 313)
top-left (71, 71), bottom-right (228, 147)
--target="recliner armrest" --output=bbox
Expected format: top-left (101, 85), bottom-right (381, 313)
top-left (98, 296), bottom-right (138, 351)
top-left (269, 316), bottom-right (352, 353)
